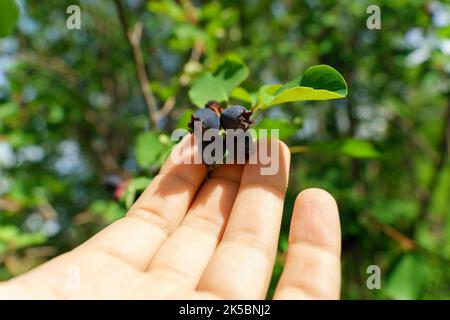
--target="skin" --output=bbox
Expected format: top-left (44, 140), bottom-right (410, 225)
top-left (0, 136), bottom-right (341, 300)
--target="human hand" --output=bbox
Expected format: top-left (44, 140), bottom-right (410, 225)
top-left (0, 136), bottom-right (341, 299)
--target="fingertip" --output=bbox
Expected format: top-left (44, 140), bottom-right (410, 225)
top-left (295, 188), bottom-right (338, 213)
top-left (277, 139), bottom-right (291, 162)
top-left (291, 188), bottom-right (341, 254)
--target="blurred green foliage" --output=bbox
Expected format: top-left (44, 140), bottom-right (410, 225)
top-left (0, 0), bottom-right (449, 299)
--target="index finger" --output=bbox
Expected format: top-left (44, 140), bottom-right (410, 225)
top-left (197, 139), bottom-right (290, 299)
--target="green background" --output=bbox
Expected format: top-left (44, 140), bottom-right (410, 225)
top-left (0, 0), bottom-right (449, 299)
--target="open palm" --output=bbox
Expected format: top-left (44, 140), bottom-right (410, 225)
top-left (0, 136), bottom-right (341, 299)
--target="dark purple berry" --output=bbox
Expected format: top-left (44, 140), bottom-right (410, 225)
top-left (188, 108), bottom-right (220, 132)
top-left (220, 105), bottom-right (254, 131)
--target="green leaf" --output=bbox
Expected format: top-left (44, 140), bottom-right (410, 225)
top-left (299, 64), bottom-right (348, 96)
top-left (121, 177), bottom-right (152, 208)
top-left (188, 58), bottom-right (249, 107)
top-left (310, 139), bottom-right (380, 159)
top-left (0, 0), bottom-right (19, 38)
top-left (258, 84), bottom-right (282, 106)
top-left (231, 87), bottom-right (254, 105)
top-left (0, 225), bottom-right (19, 242)
top-left (176, 109), bottom-right (194, 129)
top-left (254, 117), bottom-right (301, 139)
top-left (270, 86), bottom-right (345, 105)
top-left (385, 254), bottom-right (430, 299)
top-left (337, 139), bottom-right (380, 158)
top-left (372, 199), bottom-right (416, 225)
top-left (8, 132), bottom-right (34, 148)
top-left (14, 233), bottom-right (47, 249)
top-left (212, 58), bottom-right (249, 94)
top-left (129, 177), bottom-right (151, 190)
top-left (260, 65), bottom-right (347, 107)
top-left (0, 225), bottom-right (46, 250)
top-left (90, 200), bottom-right (126, 223)
top-left (157, 143), bottom-right (176, 166)
top-left (437, 25), bottom-right (450, 38)
top-left (134, 131), bottom-right (167, 168)
top-left (274, 75), bottom-right (303, 94)
top-left (0, 102), bottom-right (18, 120)
top-left (188, 73), bottom-right (228, 107)
top-left (147, 0), bottom-right (185, 22)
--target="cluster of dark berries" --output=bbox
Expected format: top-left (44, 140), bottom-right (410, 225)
top-left (188, 101), bottom-right (255, 164)
top-left (188, 101), bottom-right (254, 132)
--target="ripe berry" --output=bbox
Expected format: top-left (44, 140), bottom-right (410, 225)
top-left (220, 105), bottom-right (254, 131)
top-left (188, 108), bottom-right (220, 132)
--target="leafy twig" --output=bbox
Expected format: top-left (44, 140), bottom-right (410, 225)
top-left (113, 0), bottom-right (159, 127)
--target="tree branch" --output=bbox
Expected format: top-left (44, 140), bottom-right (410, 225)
top-left (369, 216), bottom-right (416, 251)
top-left (113, 0), bottom-right (159, 127)
top-left (159, 96), bottom-right (176, 119)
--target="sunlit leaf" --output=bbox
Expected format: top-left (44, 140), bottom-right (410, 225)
top-left (258, 84), bottom-right (282, 106)
top-left (299, 64), bottom-right (347, 96)
top-left (188, 73), bottom-right (228, 107)
top-left (385, 254), bottom-right (430, 300)
top-left (0, 0), bottom-right (19, 37)
top-left (271, 86), bottom-right (345, 105)
top-left (176, 109), bottom-right (194, 129)
top-left (231, 87), bottom-right (254, 105)
top-left (261, 65), bottom-right (347, 107)
top-left (147, 0), bottom-right (185, 22)
top-left (310, 139), bottom-right (380, 159)
top-left (134, 131), bottom-right (167, 168)
top-left (90, 200), bottom-right (126, 223)
top-left (338, 139), bottom-right (380, 158)
top-left (212, 58), bottom-right (249, 94)
top-left (121, 177), bottom-right (152, 208)
top-left (129, 177), bottom-right (151, 190)
top-left (188, 58), bottom-right (249, 107)
top-left (0, 225), bottom-right (46, 250)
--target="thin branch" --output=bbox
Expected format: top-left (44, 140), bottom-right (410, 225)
top-left (189, 40), bottom-right (204, 62)
top-left (113, 0), bottom-right (159, 127)
top-left (159, 96), bottom-right (176, 119)
top-left (369, 217), bottom-right (416, 251)
top-left (38, 203), bottom-right (58, 220)
top-left (0, 198), bottom-right (22, 213)
top-left (368, 215), bottom-right (450, 264)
